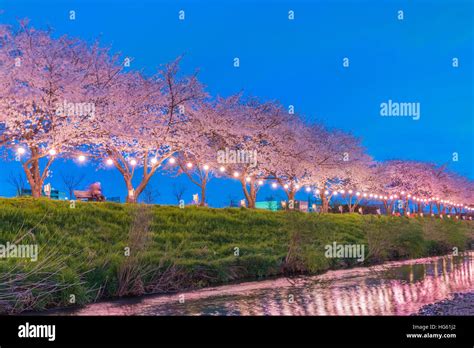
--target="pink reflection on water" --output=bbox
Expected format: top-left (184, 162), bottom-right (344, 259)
top-left (53, 252), bottom-right (473, 316)
top-left (310, 255), bottom-right (473, 315)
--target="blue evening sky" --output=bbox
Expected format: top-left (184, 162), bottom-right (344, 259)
top-left (0, 0), bottom-right (472, 205)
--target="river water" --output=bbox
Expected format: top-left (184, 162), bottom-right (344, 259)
top-left (51, 252), bottom-right (473, 316)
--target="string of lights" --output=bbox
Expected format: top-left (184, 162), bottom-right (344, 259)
top-left (15, 148), bottom-right (474, 212)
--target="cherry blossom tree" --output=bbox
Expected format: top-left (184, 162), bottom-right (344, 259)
top-left (87, 60), bottom-right (205, 202)
top-left (0, 23), bottom-right (99, 197)
top-left (264, 118), bottom-right (317, 204)
top-left (0, 23), bottom-right (472, 212)
top-left (434, 168), bottom-right (473, 214)
top-left (171, 153), bottom-right (214, 206)
top-left (373, 162), bottom-right (410, 214)
top-left (164, 99), bottom-right (228, 206)
top-left (304, 126), bottom-right (370, 213)
top-left (207, 96), bottom-right (292, 208)
top-left (374, 161), bottom-right (448, 215)
top-left (334, 160), bottom-right (377, 213)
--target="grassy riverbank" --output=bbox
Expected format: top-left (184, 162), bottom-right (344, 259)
top-left (0, 197), bottom-right (473, 313)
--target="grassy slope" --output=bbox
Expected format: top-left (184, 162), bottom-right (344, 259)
top-left (0, 197), bottom-right (473, 313)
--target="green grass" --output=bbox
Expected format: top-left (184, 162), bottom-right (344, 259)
top-left (0, 197), bottom-right (473, 313)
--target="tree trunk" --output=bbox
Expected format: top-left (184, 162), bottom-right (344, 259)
top-left (249, 183), bottom-right (256, 209)
top-left (125, 177), bottom-right (136, 203)
top-left (240, 180), bottom-right (256, 209)
top-left (199, 184), bottom-right (206, 207)
top-left (383, 201), bottom-right (388, 215)
top-left (126, 173), bottom-right (155, 203)
top-left (383, 201), bottom-right (394, 215)
top-left (287, 190), bottom-right (295, 209)
top-left (242, 187), bottom-right (251, 208)
top-left (349, 195), bottom-right (360, 213)
top-left (23, 147), bottom-right (44, 198)
top-left (31, 181), bottom-right (42, 198)
top-left (320, 194), bottom-right (329, 213)
top-left (287, 190), bottom-right (295, 202)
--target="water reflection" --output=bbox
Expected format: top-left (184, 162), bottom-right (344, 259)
top-left (53, 252), bottom-right (473, 316)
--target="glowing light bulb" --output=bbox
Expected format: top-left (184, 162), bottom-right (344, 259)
top-left (48, 149), bottom-right (57, 156)
top-left (272, 183), bottom-right (278, 188)
top-left (186, 162), bottom-right (193, 168)
top-left (219, 166), bottom-right (225, 172)
top-left (78, 155), bottom-right (86, 162)
top-left (324, 190), bottom-right (329, 195)
top-left (363, 193), bottom-right (367, 197)
top-left (106, 158), bottom-right (114, 166)
top-left (203, 164), bottom-right (209, 171)
top-left (340, 190), bottom-right (345, 194)
top-left (130, 159), bottom-right (137, 166)
top-left (356, 192), bottom-right (360, 196)
top-left (258, 180), bottom-right (264, 185)
top-left (305, 187), bottom-right (311, 192)
top-left (151, 158), bottom-right (158, 165)
top-left (169, 157), bottom-right (176, 164)
top-left (17, 147), bottom-right (26, 155)
top-left (284, 184), bottom-right (289, 189)
top-left (348, 190), bottom-right (353, 194)
top-left (233, 171), bottom-right (240, 177)
top-left (246, 177), bottom-right (251, 182)
top-left (315, 189), bottom-right (321, 194)
top-left (295, 184), bottom-right (300, 189)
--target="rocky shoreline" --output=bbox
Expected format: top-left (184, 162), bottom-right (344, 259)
top-left (417, 292), bottom-right (474, 316)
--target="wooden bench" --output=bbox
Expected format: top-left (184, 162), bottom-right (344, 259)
top-left (73, 190), bottom-right (105, 202)
top-left (73, 190), bottom-right (93, 201)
